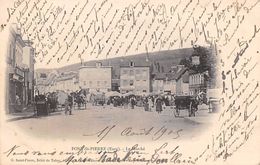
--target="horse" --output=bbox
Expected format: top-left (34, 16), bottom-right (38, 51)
top-left (196, 91), bottom-right (208, 105)
top-left (47, 92), bottom-right (58, 112)
top-left (73, 92), bottom-right (86, 110)
top-left (174, 92), bottom-right (207, 117)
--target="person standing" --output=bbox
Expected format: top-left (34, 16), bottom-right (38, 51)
top-left (148, 97), bottom-right (153, 111)
top-left (155, 96), bottom-right (163, 114)
top-left (113, 97), bottom-right (117, 107)
top-left (15, 94), bottom-right (21, 105)
top-left (123, 96), bottom-right (129, 109)
top-left (143, 97), bottom-right (149, 111)
top-left (130, 97), bottom-right (135, 109)
top-left (65, 94), bottom-right (73, 115)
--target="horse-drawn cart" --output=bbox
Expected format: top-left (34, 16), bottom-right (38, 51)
top-left (174, 95), bottom-right (199, 117)
top-left (92, 93), bottom-right (106, 106)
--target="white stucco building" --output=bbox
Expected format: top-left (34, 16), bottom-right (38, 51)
top-left (79, 62), bottom-right (112, 92)
top-left (120, 62), bottom-right (150, 94)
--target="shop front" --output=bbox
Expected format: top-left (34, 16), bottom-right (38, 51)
top-left (8, 67), bottom-right (25, 113)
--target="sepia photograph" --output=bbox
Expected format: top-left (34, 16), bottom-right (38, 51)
top-left (5, 25), bottom-right (221, 142)
top-left (0, 0), bottom-right (260, 164)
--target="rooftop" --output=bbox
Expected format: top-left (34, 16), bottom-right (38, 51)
top-left (79, 65), bottom-right (112, 69)
top-left (56, 74), bottom-right (77, 82)
top-left (153, 73), bottom-right (167, 80)
top-left (152, 67), bottom-right (188, 81)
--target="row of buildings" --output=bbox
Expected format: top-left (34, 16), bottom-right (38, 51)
top-left (4, 24), bottom-right (216, 114)
top-left (6, 24), bottom-right (35, 113)
top-left (36, 59), bottom-right (209, 97)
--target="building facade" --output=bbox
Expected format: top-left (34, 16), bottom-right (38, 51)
top-left (172, 66), bottom-right (189, 96)
top-left (43, 71), bottom-right (59, 93)
top-left (55, 73), bottom-right (79, 92)
top-left (6, 25), bottom-right (35, 113)
top-left (23, 40), bottom-right (35, 105)
top-left (35, 72), bottom-right (47, 95)
top-left (151, 73), bottom-right (176, 94)
top-left (176, 76), bottom-right (189, 96)
top-left (120, 63), bottom-right (150, 94)
top-left (79, 62), bottom-right (112, 92)
top-left (189, 70), bottom-right (208, 96)
top-left (152, 74), bottom-right (165, 94)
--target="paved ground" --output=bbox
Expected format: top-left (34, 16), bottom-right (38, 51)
top-left (6, 104), bottom-right (216, 143)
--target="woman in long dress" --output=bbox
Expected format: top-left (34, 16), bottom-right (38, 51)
top-left (148, 97), bottom-right (153, 111)
top-left (155, 96), bottom-right (163, 114)
top-left (143, 97), bottom-right (149, 111)
top-left (130, 97), bottom-right (135, 109)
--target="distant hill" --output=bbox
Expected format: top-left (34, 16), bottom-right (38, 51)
top-left (36, 48), bottom-right (194, 79)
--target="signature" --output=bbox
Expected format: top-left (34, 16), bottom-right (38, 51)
top-left (3, 143), bottom-right (195, 165)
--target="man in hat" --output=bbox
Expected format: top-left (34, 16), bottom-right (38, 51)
top-left (65, 93), bottom-right (73, 115)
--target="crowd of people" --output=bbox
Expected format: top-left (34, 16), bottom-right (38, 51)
top-left (34, 90), bottom-right (177, 116)
top-left (107, 94), bottom-right (175, 114)
top-left (34, 92), bottom-right (75, 115)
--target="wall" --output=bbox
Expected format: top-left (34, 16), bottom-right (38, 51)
top-left (79, 67), bottom-right (112, 92)
top-left (120, 67), bottom-right (150, 93)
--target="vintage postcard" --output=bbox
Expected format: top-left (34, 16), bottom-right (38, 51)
top-left (0, 0), bottom-right (259, 164)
